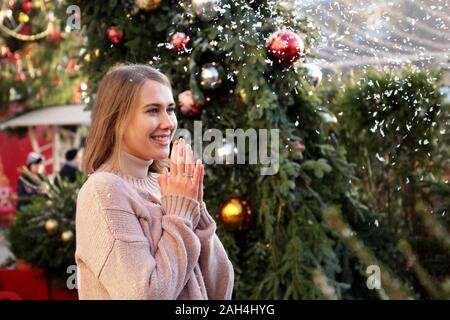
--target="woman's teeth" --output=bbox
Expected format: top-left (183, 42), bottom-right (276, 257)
top-left (151, 136), bottom-right (170, 143)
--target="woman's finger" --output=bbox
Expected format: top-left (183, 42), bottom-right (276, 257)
top-left (177, 138), bottom-right (185, 176)
top-left (193, 158), bottom-right (200, 187)
top-left (185, 144), bottom-right (194, 176)
top-left (170, 140), bottom-right (179, 176)
top-left (198, 160), bottom-right (203, 203)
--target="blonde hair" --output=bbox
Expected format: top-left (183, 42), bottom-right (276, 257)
top-left (82, 63), bottom-right (172, 175)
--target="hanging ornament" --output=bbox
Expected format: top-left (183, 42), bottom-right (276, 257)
top-left (18, 12), bottom-right (30, 24)
top-left (19, 23), bottom-right (31, 35)
top-left (320, 111), bottom-right (338, 126)
top-left (65, 58), bottom-right (78, 73)
top-left (18, 71), bottom-right (26, 81)
top-left (48, 30), bottom-right (61, 42)
top-left (0, 46), bottom-right (11, 59)
top-left (61, 230), bottom-right (74, 242)
top-left (45, 219), bottom-right (58, 233)
top-left (170, 32), bottom-right (190, 54)
top-left (107, 26), bottom-right (124, 45)
top-left (300, 63), bottom-right (322, 87)
top-left (288, 141), bottom-right (305, 158)
top-left (178, 90), bottom-right (203, 116)
top-left (135, 0), bottom-right (162, 11)
top-left (191, 0), bottom-right (220, 21)
top-left (219, 197), bottom-right (254, 232)
top-left (20, 1), bottom-right (34, 14)
top-left (239, 89), bottom-right (248, 104)
top-left (200, 63), bottom-right (223, 90)
top-left (267, 29), bottom-right (305, 67)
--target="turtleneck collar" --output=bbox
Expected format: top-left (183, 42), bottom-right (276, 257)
top-left (118, 149), bottom-right (154, 179)
top-left (96, 149), bottom-right (160, 204)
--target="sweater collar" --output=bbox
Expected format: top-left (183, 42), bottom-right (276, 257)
top-left (118, 150), bottom-right (154, 179)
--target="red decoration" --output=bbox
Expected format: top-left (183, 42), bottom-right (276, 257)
top-left (53, 77), bottom-right (62, 86)
top-left (107, 26), bottom-right (124, 45)
top-left (19, 23), bottom-right (31, 35)
top-left (171, 32), bottom-right (190, 53)
top-left (65, 59), bottom-right (78, 73)
top-left (18, 72), bottom-right (26, 81)
top-left (267, 29), bottom-right (305, 67)
top-left (48, 30), bottom-right (61, 42)
top-left (294, 141), bottom-right (305, 154)
top-left (178, 90), bottom-right (202, 116)
top-left (20, 1), bottom-right (33, 14)
top-left (0, 269), bottom-right (78, 300)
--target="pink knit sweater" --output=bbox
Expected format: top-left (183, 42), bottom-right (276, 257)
top-left (75, 150), bottom-right (234, 299)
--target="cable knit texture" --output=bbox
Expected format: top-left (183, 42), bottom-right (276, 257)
top-left (75, 150), bottom-right (234, 299)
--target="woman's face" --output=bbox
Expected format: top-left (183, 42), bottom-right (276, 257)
top-left (122, 80), bottom-right (177, 161)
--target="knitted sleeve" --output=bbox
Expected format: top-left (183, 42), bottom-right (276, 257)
top-left (195, 202), bottom-right (235, 300)
top-left (75, 173), bottom-right (201, 299)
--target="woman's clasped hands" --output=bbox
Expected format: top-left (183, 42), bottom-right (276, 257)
top-left (157, 138), bottom-right (204, 204)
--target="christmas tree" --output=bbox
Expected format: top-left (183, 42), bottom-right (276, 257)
top-left (73, 0), bottom-right (428, 299)
top-left (0, 0), bottom-right (86, 116)
top-left (328, 68), bottom-right (450, 298)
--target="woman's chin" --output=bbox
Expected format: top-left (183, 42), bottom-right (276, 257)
top-left (150, 150), bottom-right (170, 161)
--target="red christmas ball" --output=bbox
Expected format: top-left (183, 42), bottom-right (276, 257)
top-left (19, 23), bottom-right (31, 35)
top-left (178, 90), bottom-right (202, 116)
top-left (20, 1), bottom-right (33, 14)
top-left (107, 26), bottom-right (124, 45)
top-left (48, 30), bottom-right (61, 42)
top-left (171, 32), bottom-right (190, 53)
top-left (267, 29), bottom-right (305, 67)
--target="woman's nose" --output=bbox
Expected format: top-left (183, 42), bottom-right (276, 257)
top-left (160, 111), bottom-right (175, 129)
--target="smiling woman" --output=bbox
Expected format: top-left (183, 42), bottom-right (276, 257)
top-left (122, 79), bottom-right (177, 162)
top-left (75, 63), bottom-right (235, 300)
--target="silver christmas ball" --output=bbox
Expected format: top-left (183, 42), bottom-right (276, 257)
top-left (200, 63), bottom-right (222, 90)
top-left (301, 63), bottom-right (322, 87)
top-left (192, 0), bottom-right (220, 21)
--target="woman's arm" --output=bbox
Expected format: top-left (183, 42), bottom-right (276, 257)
top-left (76, 174), bottom-right (202, 300)
top-left (195, 202), bottom-right (235, 300)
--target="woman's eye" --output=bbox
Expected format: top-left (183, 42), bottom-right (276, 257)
top-left (167, 107), bottom-right (176, 113)
top-left (147, 108), bottom-right (159, 114)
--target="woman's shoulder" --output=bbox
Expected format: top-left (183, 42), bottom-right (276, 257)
top-left (80, 171), bottom-right (127, 193)
top-left (78, 171), bottom-right (134, 212)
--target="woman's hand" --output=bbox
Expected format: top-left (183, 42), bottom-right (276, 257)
top-left (157, 138), bottom-right (202, 200)
top-left (180, 139), bottom-right (204, 204)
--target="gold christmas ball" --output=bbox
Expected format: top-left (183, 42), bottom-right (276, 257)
top-left (18, 12), bottom-right (30, 24)
top-left (239, 89), bottom-right (248, 104)
top-left (219, 197), bottom-right (254, 232)
top-left (45, 219), bottom-right (58, 233)
top-left (135, 0), bottom-right (162, 11)
top-left (61, 230), bottom-right (74, 242)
